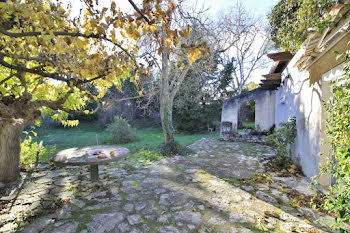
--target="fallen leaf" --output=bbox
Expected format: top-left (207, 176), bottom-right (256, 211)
top-left (52, 217), bottom-right (61, 221)
top-left (304, 219), bottom-right (312, 224)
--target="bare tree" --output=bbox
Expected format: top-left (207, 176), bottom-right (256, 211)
top-left (215, 1), bottom-right (272, 94)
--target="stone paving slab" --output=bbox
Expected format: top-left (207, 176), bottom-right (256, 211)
top-left (0, 138), bottom-right (335, 232)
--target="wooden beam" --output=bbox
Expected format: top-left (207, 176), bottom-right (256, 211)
top-left (261, 79), bottom-right (281, 84)
top-left (262, 73), bottom-right (282, 80)
top-left (267, 52), bottom-right (293, 62)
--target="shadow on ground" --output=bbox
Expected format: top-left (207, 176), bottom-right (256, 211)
top-left (0, 138), bottom-right (334, 233)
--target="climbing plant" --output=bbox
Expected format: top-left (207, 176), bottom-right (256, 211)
top-left (268, 0), bottom-right (339, 51)
top-left (318, 50), bottom-right (350, 232)
top-left (267, 117), bottom-right (297, 169)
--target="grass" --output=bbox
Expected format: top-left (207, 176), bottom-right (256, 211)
top-left (242, 121), bottom-right (255, 129)
top-left (33, 122), bottom-right (219, 163)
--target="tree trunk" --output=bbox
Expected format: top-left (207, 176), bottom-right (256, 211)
top-left (0, 120), bottom-right (25, 183)
top-left (160, 44), bottom-right (175, 145)
top-left (161, 95), bottom-right (174, 144)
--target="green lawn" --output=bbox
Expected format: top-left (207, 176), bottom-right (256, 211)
top-left (242, 122), bottom-right (255, 129)
top-left (33, 123), bottom-right (218, 163)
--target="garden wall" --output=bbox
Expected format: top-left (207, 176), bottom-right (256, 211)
top-left (221, 88), bottom-right (275, 139)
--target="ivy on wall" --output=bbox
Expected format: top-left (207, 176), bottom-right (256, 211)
top-left (269, 0), bottom-right (349, 230)
top-left (319, 50), bottom-right (350, 232)
top-left (268, 0), bottom-right (339, 52)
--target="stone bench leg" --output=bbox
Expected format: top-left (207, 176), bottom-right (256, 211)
top-left (90, 164), bottom-right (99, 181)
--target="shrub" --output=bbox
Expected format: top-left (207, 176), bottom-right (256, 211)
top-left (159, 140), bottom-right (189, 156)
top-left (21, 136), bottom-right (56, 169)
top-left (106, 116), bottom-right (138, 144)
top-left (267, 117), bottom-right (297, 169)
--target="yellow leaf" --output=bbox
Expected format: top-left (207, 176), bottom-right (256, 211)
top-left (142, 23), bottom-right (149, 34)
top-left (111, 1), bottom-right (116, 13)
top-left (188, 25), bottom-right (192, 33)
top-left (138, 90), bottom-right (143, 96)
top-left (304, 219), bottom-right (312, 225)
top-left (165, 38), bottom-right (172, 49)
top-left (149, 24), bottom-right (157, 32)
top-left (120, 30), bottom-right (126, 38)
top-left (112, 35), bottom-right (117, 43)
top-left (173, 37), bottom-right (180, 46)
top-left (187, 48), bottom-right (202, 64)
top-left (179, 63), bottom-right (185, 71)
top-left (168, 2), bottom-right (177, 8)
top-left (96, 26), bottom-right (105, 35)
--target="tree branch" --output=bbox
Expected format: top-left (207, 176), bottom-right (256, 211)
top-left (170, 64), bottom-right (191, 101)
top-left (0, 72), bottom-right (16, 86)
top-left (127, 0), bottom-right (151, 24)
top-left (104, 95), bottom-right (145, 105)
top-left (0, 56), bottom-right (68, 82)
top-left (0, 54), bottom-right (111, 85)
top-left (0, 26), bottom-right (134, 61)
top-left (34, 88), bottom-right (75, 109)
top-left (0, 52), bottom-right (44, 63)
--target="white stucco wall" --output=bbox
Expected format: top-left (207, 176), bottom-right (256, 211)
top-left (221, 89), bottom-right (276, 137)
top-left (221, 98), bottom-right (238, 137)
top-left (255, 90), bottom-right (276, 131)
top-left (275, 48), bottom-right (323, 179)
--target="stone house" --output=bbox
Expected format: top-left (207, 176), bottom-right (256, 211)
top-left (221, 5), bottom-right (350, 186)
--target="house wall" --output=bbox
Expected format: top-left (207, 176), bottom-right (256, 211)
top-left (276, 50), bottom-right (323, 179)
top-left (275, 33), bottom-right (349, 182)
top-left (220, 30), bottom-right (349, 183)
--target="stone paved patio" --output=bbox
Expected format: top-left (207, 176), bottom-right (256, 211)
top-left (0, 138), bottom-right (334, 232)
